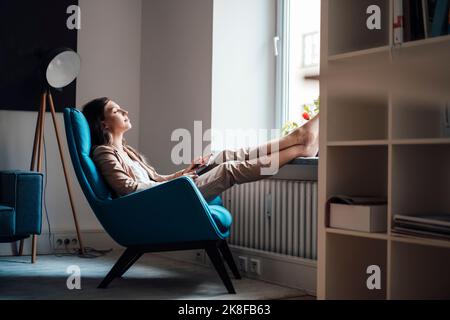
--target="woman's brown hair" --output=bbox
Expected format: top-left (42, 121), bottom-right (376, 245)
top-left (81, 97), bottom-right (113, 148)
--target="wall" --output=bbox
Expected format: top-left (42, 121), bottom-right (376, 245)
top-left (139, 0), bottom-right (214, 174)
top-left (139, 0), bottom-right (276, 170)
top-left (0, 0), bottom-right (143, 241)
top-left (211, 0), bottom-right (277, 151)
top-left (1, 0), bottom-right (277, 254)
top-left (77, 0), bottom-right (143, 148)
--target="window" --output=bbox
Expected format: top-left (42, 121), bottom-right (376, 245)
top-left (275, 0), bottom-right (321, 130)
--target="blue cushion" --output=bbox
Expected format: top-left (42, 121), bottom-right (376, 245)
top-left (208, 205), bottom-right (232, 233)
top-left (68, 109), bottom-right (112, 200)
top-left (207, 195), bottom-right (223, 206)
top-left (0, 205), bottom-right (15, 237)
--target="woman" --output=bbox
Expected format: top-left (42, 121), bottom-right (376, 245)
top-left (82, 97), bottom-right (319, 201)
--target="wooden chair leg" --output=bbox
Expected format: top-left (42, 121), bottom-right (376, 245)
top-left (205, 244), bottom-right (236, 294)
top-left (18, 240), bottom-right (24, 256)
top-left (31, 235), bottom-right (37, 263)
top-left (218, 241), bottom-right (241, 279)
top-left (98, 248), bottom-right (140, 288)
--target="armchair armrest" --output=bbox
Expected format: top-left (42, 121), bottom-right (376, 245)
top-left (100, 177), bottom-right (224, 246)
top-left (0, 171), bottom-right (44, 236)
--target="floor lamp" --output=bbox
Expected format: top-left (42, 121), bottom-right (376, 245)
top-left (19, 48), bottom-right (85, 262)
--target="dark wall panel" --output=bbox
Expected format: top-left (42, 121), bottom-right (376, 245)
top-left (0, 0), bottom-right (79, 112)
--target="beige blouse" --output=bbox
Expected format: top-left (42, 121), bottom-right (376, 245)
top-left (92, 144), bottom-right (167, 197)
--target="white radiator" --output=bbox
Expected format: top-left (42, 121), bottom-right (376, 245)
top-left (222, 179), bottom-right (317, 260)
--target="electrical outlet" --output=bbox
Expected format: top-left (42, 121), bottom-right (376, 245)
top-left (53, 233), bottom-right (79, 251)
top-left (194, 251), bottom-right (204, 263)
top-left (238, 256), bottom-right (248, 273)
top-left (249, 258), bottom-right (261, 275)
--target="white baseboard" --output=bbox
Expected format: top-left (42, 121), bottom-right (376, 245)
top-left (0, 230), bottom-right (122, 256)
top-left (158, 245), bottom-right (317, 296)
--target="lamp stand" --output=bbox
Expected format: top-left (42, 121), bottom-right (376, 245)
top-left (18, 90), bottom-right (85, 262)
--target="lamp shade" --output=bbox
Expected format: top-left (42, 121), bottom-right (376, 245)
top-left (45, 47), bottom-right (80, 89)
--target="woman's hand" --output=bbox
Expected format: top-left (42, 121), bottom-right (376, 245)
top-left (169, 154), bottom-right (213, 181)
top-left (183, 154), bottom-right (212, 175)
top-left (181, 172), bottom-right (199, 180)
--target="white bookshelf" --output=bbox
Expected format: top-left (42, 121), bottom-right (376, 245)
top-left (327, 46), bottom-right (390, 62)
top-left (318, 0), bottom-right (450, 299)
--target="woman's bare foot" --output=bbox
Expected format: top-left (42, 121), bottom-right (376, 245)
top-left (291, 114), bottom-right (319, 144)
top-left (290, 114), bottom-right (319, 156)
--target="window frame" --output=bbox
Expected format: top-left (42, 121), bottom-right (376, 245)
top-left (275, 0), bottom-right (291, 130)
top-left (275, 0), bottom-right (321, 130)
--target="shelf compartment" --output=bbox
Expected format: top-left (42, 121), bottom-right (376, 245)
top-left (326, 145), bottom-right (388, 199)
top-left (328, 0), bottom-right (389, 56)
top-left (390, 241), bottom-right (450, 299)
top-left (391, 97), bottom-right (450, 140)
top-left (326, 233), bottom-right (387, 299)
top-left (327, 94), bottom-right (388, 142)
top-left (392, 144), bottom-right (450, 218)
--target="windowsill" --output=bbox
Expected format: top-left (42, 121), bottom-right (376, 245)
top-left (270, 156), bottom-right (319, 181)
top-left (289, 156), bottom-right (319, 166)
top-left (209, 151), bottom-right (319, 180)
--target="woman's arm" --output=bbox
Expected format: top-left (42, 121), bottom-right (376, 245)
top-left (93, 146), bottom-right (162, 196)
top-left (159, 169), bottom-right (186, 181)
top-left (159, 154), bottom-right (213, 181)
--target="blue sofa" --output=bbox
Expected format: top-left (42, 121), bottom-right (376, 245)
top-left (63, 108), bottom-right (240, 293)
top-left (0, 170), bottom-right (43, 263)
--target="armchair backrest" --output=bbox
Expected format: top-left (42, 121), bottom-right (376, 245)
top-left (64, 108), bottom-right (231, 247)
top-left (63, 108), bottom-right (113, 205)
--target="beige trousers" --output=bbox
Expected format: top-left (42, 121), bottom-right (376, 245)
top-left (194, 147), bottom-right (279, 201)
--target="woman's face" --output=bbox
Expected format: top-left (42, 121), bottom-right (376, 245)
top-left (102, 100), bottom-right (132, 134)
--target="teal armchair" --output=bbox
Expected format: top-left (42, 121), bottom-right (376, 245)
top-left (0, 170), bottom-right (43, 263)
top-left (63, 108), bottom-right (240, 293)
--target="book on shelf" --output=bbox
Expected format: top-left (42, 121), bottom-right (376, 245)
top-left (392, 213), bottom-right (450, 240)
top-left (423, 0), bottom-right (431, 37)
top-left (402, 0), bottom-right (426, 42)
top-left (394, 213), bottom-right (450, 227)
top-left (393, 226), bottom-right (450, 239)
top-left (448, 9), bottom-right (450, 33)
top-left (397, 0), bottom-right (449, 43)
top-left (394, 0), bottom-right (404, 44)
top-left (430, 0), bottom-right (449, 37)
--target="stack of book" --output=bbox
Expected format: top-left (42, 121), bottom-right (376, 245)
top-left (394, 0), bottom-right (450, 44)
top-left (392, 213), bottom-right (450, 240)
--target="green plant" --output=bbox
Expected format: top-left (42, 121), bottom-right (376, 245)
top-left (281, 121), bottom-right (299, 137)
top-left (302, 97), bottom-right (320, 121)
top-left (282, 96), bottom-right (319, 136)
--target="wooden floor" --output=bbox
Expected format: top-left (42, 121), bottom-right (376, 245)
top-left (0, 249), bottom-right (314, 300)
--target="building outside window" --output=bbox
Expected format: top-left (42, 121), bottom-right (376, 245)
top-left (276, 0), bottom-right (321, 131)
